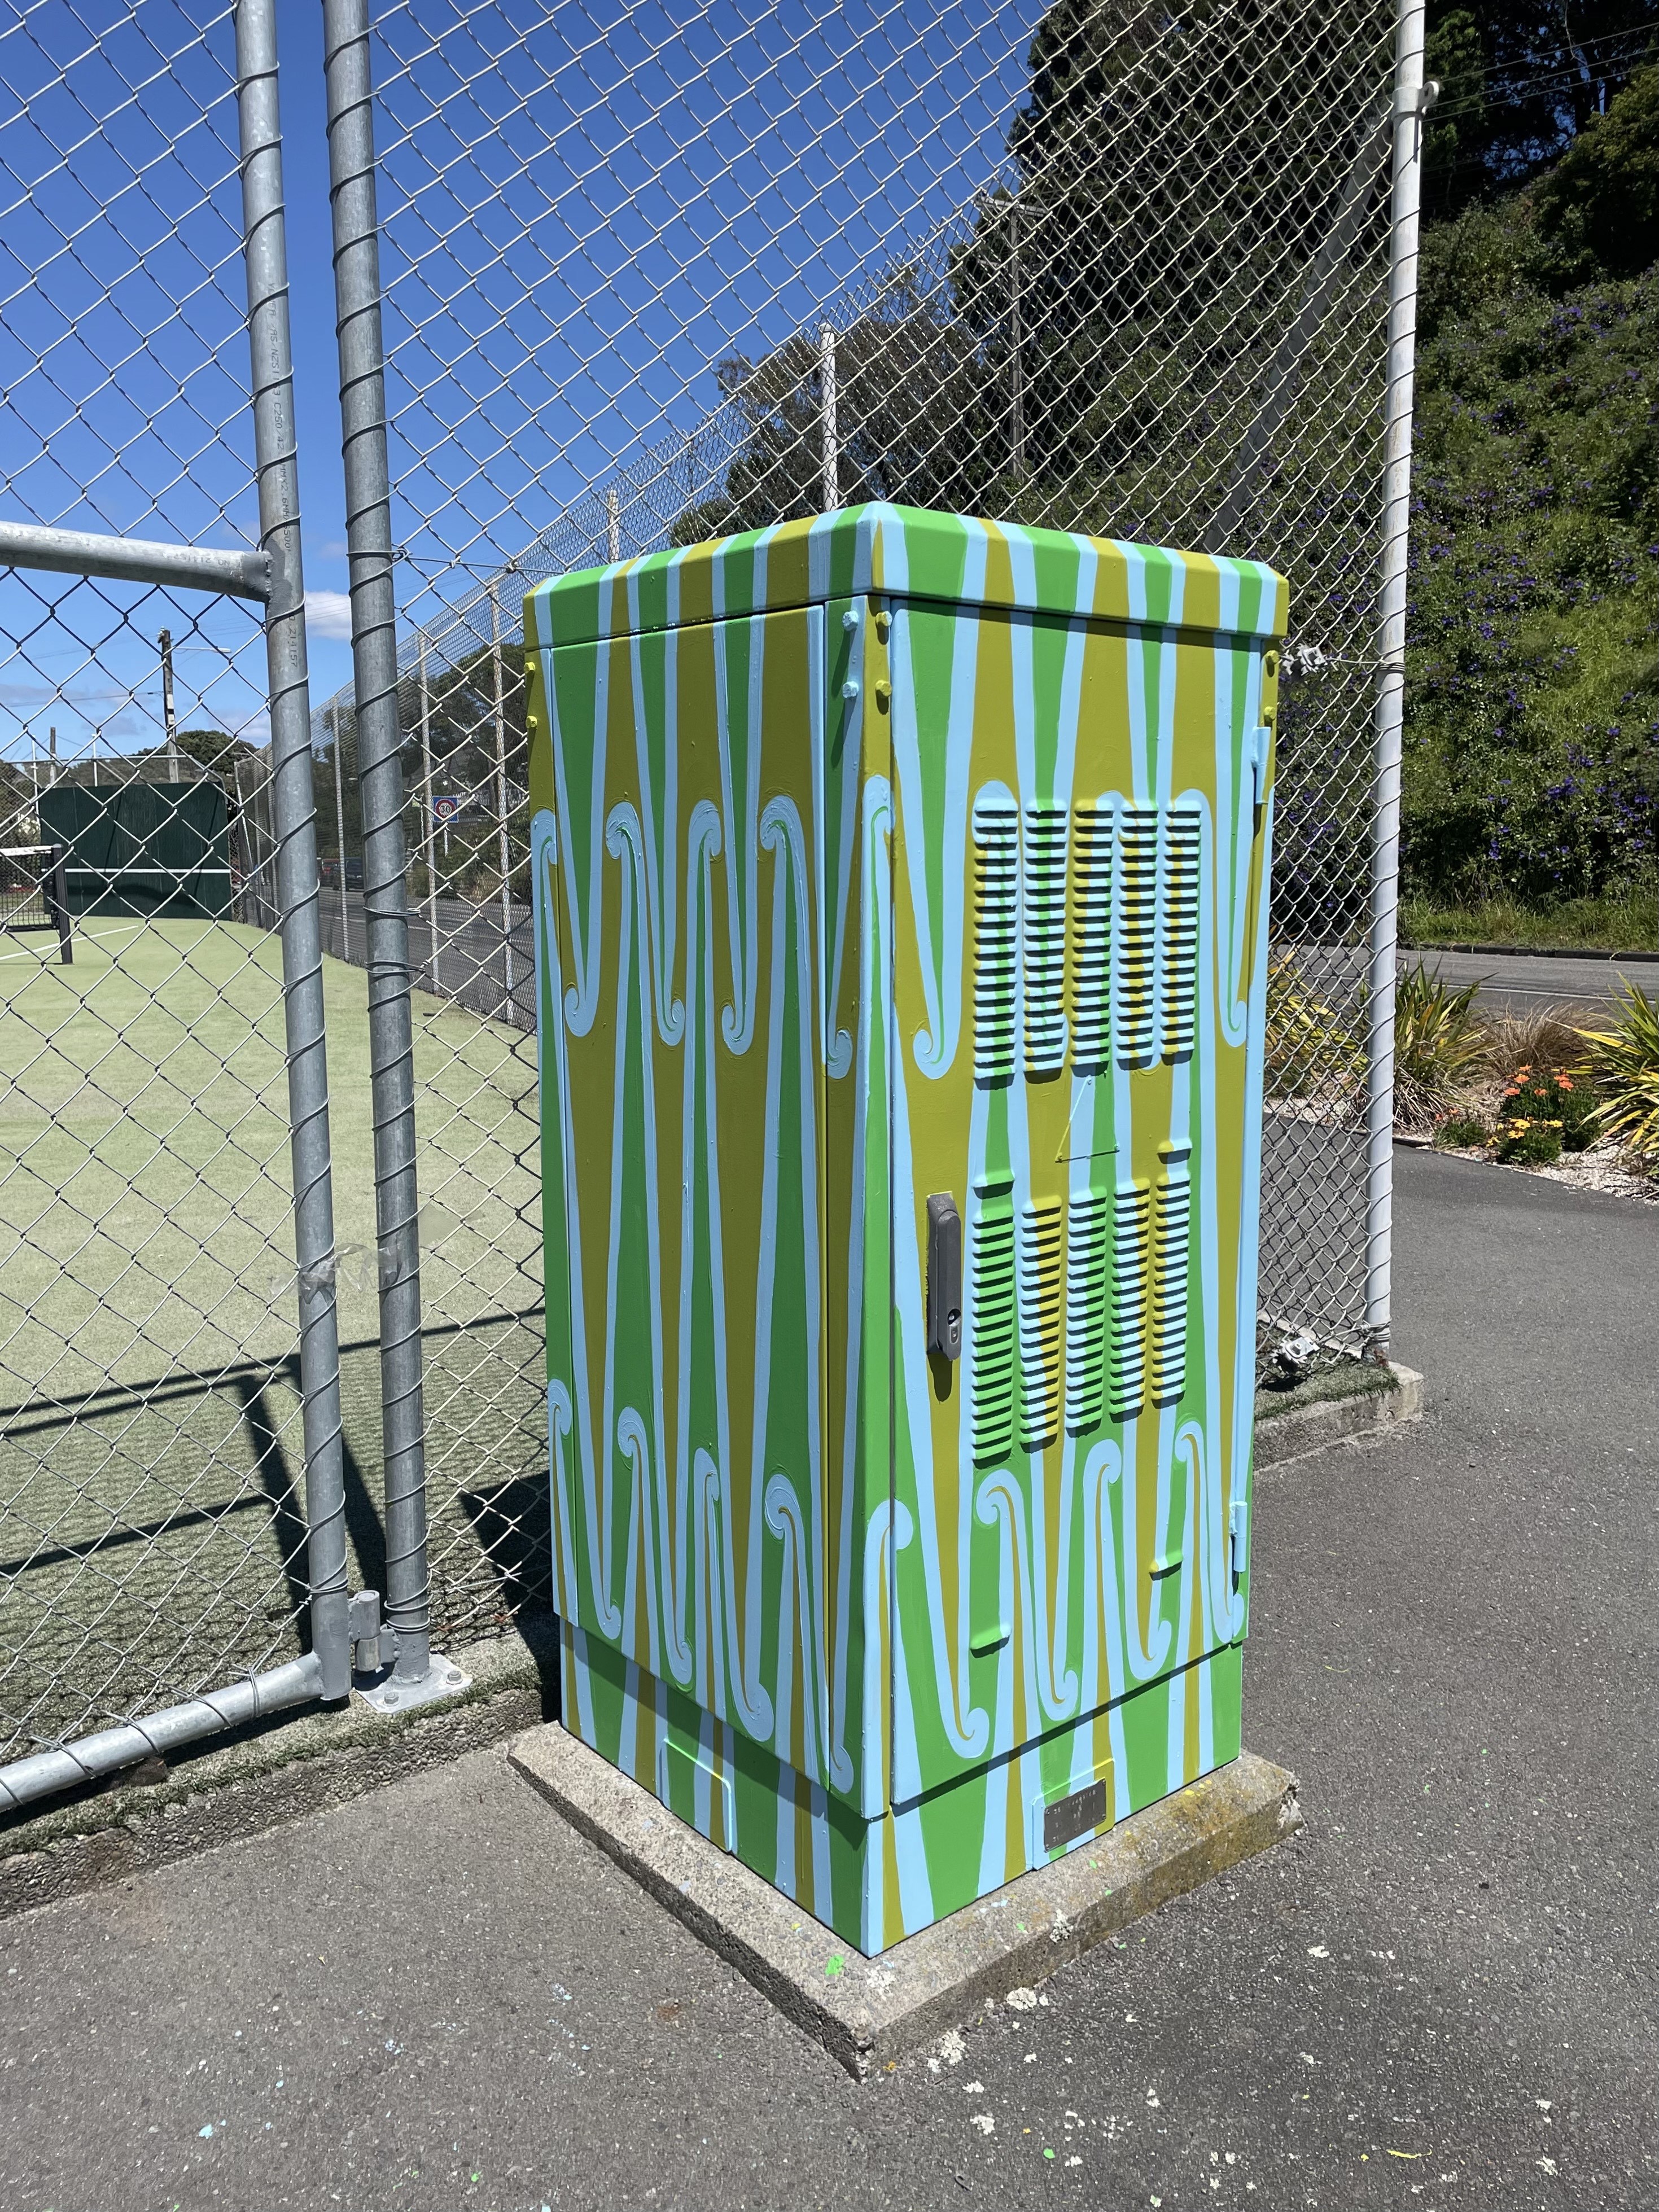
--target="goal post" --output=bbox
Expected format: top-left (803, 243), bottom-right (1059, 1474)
top-left (0, 844), bottom-right (73, 964)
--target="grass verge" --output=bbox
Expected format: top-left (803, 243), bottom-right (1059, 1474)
top-left (1401, 890), bottom-right (1657, 953)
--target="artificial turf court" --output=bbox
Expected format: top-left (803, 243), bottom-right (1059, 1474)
top-left (0, 919), bottom-right (546, 1762)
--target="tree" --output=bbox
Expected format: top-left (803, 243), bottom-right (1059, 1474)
top-left (1423, 3), bottom-right (1658, 214)
top-left (1534, 56), bottom-right (1659, 271)
top-left (672, 275), bottom-right (984, 543)
top-left (1403, 67), bottom-right (1658, 909)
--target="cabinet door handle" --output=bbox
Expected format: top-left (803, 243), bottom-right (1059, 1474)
top-left (926, 1193), bottom-right (962, 1361)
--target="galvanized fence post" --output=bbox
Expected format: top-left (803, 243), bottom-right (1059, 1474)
top-left (322, 0), bottom-right (439, 1694)
top-left (819, 323), bottom-right (839, 510)
top-left (236, 0), bottom-right (351, 1700)
top-left (1364, 0), bottom-right (1434, 1362)
top-left (490, 577), bottom-right (516, 1022)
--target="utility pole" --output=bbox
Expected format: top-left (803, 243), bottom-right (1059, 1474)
top-left (331, 697), bottom-right (349, 960)
top-left (159, 628), bottom-right (179, 771)
top-left (48, 725), bottom-right (57, 786)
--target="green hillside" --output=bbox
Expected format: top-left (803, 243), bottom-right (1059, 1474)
top-left (1403, 62), bottom-right (1658, 944)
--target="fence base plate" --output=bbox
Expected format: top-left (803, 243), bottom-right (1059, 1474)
top-left (355, 1654), bottom-right (471, 1715)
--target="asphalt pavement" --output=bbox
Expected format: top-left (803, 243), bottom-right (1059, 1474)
top-left (1409, 947), bottom-right (1656, 1015)
top-left (2, 1149), bottom-right (1654, 2211)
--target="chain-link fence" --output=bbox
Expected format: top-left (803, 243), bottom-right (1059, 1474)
top-left (2, 0), bottom-right (1420, 1801)
top-left (312, 0), bottom-right (1403, 1645)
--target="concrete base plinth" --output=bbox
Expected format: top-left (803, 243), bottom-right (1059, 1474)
top-left (1254, 1360), bottom-right (1423, 1470)
top-left (509, 1723), bottom-right (1302, 2078)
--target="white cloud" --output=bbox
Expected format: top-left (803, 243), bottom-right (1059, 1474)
top-left (304, 589), bottom-right (354, 640)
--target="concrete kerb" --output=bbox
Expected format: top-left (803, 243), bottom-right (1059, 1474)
top-left (1254, 1360), bottom-right (1422, 1470)
top-left (0, 1611), bottom-right (559, 1921)
top-left (509, 1722), bottom-right (1302, 2078)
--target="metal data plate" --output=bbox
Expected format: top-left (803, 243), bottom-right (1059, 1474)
top-left (1043, 1779), bottom-right (1109, 1854)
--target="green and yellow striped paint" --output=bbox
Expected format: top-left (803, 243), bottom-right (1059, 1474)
top-left (526, 503), bottom-right (1286, 1953)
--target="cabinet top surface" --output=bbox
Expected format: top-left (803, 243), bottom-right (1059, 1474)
top-left (525, 502), bottom-right (1288, 651)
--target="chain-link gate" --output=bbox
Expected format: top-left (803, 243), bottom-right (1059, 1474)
top-left (2, 0), bottom-right (1424, 1803)
top-left (0, 0), bottom-right (360, 1794)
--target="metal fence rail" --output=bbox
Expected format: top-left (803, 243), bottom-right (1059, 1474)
top-left (1, 0), bottom-right (1421, 1803)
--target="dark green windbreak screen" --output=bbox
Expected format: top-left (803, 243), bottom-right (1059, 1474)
top-left (40, 780), bottom-right (234, 919)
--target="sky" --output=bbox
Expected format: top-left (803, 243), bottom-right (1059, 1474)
top-left (0, 0), bottom-right (1041, 766)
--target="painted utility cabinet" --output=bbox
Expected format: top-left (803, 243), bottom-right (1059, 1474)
top-left (524, 502), bottom-right (1286, 1955)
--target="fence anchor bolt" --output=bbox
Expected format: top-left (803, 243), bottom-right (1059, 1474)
top-left (346, 1588), bottom-right (472, 1713)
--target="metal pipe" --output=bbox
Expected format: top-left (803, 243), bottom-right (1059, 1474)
top-left (237, 0), bottom-right (352, 1699)
top-left (820, 322), bottom-right (839, 511)
top-left (323, 0), bottom-right (431, 1684)
top-left (0, 1655), bottom-right (325, 1815)
top-left (1364, 2), bottom-right (1433, 1361)
top-left (1009, 198), bottom-right (1025, 482)
top-left (0, 519), bottom-right (270, 599)
top-left (491, 578), bottom-right (515, 1020)
top-left (606, 485), bottom-right (621, 564)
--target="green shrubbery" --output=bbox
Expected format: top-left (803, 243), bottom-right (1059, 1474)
top-left (1578, 980), bottom-right (1659, 1167)
top-left (1393, 963), bottom-right (1487, 1129)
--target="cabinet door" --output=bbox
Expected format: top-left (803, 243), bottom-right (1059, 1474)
top-left (886, 593), bottom-right (1271, 1824)
top-left (535, 601), bottom-right (872, 1800)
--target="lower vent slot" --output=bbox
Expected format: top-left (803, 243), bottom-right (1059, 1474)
top-left (1017, 1199), bottom-right (1063, 1450)
top-left (1109, 1178), bottom-right (1150, 1421)
top-left (1065, 1191), bottom-right (1109, 1435)
top-left (1150, 1157), bottom-right (1192, 1406)
top-left (970, 1203), bottom-right (1017, 1464)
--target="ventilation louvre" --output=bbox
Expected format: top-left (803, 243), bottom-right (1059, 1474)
top-left (970, 1194), bottom-right (1017, 1463)
top-left (1065, 1190), bottom-right (1109, 1434)
top-left (1151, 1147), bottom-right (1192, 1405)
top-left (1112, 808), bottom-right (1158, 1068)
top-left (971, 795), bottom-right (1019, 1086)
top-left (1016, 1199), bottom-right (1063, 1449)
top-left (1070, 803), bottom-right (1112, 1072)
top-left (1109, 1177), bottom-right (1150, 1421)
top-left (1022, 805), bottom-right (1068, 1076)
top-left (1162, 809), bottom-right (1202, 1063)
